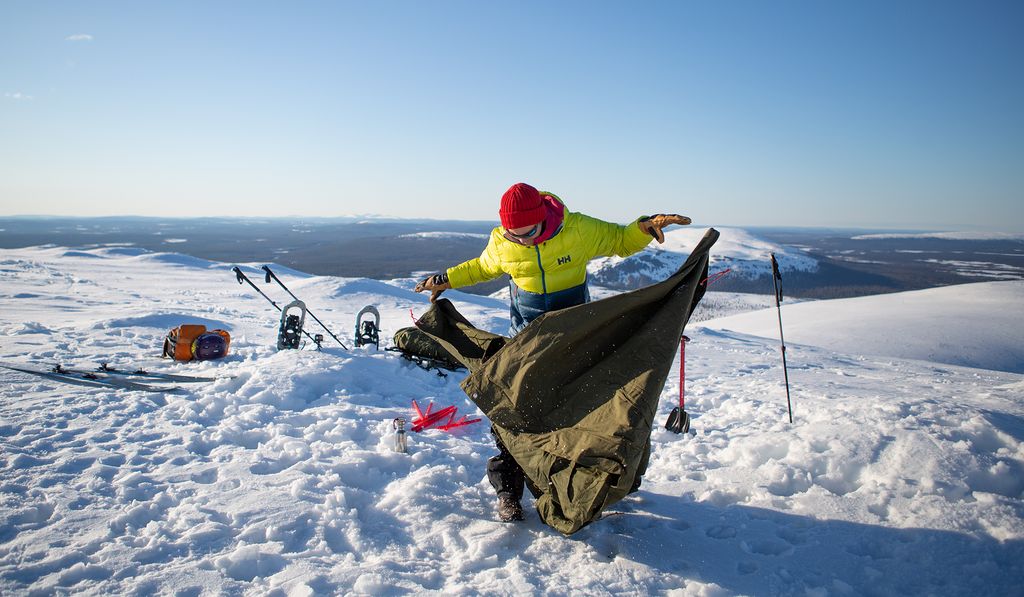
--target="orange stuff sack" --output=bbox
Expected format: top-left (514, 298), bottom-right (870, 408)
top-left (162, 324), bottom-right (208, 362)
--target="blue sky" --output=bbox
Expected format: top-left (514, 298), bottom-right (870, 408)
top-left (2, 1), bottom-right (1022, 231)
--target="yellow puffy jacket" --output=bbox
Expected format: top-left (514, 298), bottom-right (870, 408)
top-left (447, 195), bottom-right (653, 294)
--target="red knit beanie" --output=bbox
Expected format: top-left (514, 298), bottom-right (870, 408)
top-left (499, 183), bottom-right (546, 229)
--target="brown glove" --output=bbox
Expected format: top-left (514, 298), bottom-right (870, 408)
top-left (638, 214), bottom-right (692, 243)
top-left (414, 272), bottom-right (451, 303)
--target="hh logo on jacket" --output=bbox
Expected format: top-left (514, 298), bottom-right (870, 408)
top-left (557, 255), bottom-right (572, 266)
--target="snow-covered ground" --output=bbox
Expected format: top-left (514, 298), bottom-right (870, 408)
top-left (701, 281), bottom-right (1024, 374)
top-left (1, 244), bottom-right (1022, 595)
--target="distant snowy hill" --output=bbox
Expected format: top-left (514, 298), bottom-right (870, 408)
top-left (1, 245), bottom-right (1022, 595)
top-left (588, 227), bottom-right (818, 289)
top-left (852, 231), bottom-right (1024, 241)
top-left (397, 231), bottom-right (490, 240)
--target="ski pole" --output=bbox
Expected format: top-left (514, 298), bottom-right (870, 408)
top-left (770, 253), bottom-right (794, 423)
top-left (233, 266), bottom-right (281, 311)
top-left (233, 266), bottom-right (322, 347)
top-left (262, 265), bottom-right (349, 350)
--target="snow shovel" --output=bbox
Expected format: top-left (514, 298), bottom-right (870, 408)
top-left (665, 335), bottom-right (692, 434)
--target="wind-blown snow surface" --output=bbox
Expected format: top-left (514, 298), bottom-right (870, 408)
top-left (1, 245), bottom-right (1023, 595)
top-left (702, 281), bottom-right (1024, 374)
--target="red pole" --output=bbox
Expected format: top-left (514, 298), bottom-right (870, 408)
top-left (665, 335), bottom-right (692, 434)
top-left (679, 335), bottom-right (689, 411)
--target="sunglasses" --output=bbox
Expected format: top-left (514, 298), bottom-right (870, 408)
top-left (503, 223), bottom-right (543, 243)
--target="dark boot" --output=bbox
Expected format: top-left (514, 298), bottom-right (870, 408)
top-left (487, 428), bottom-right (526, 522)
top-left (496, 493), bottom-right (525, 522)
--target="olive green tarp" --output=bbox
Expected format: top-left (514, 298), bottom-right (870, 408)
top-left (415, 228), bottom-right (719, 534)
top-left (392, 326), bottom-right (465, 371)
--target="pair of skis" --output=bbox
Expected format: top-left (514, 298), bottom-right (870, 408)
top-left (0, 362), bottom-right (218, 394)
top-left (232, 265), bottom-right (348, 350)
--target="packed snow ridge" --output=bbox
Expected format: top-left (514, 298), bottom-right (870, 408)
top-left (0, 241), bottom-right (1022, 595)
top-left (702, 280), bottom-right (1024, 374)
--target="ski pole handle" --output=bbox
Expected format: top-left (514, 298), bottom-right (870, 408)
top-left (233, 266), bottom-right (281, 311)
top-left (770, 253), bottom-right (783, 304)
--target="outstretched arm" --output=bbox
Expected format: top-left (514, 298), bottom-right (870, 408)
top-left (578, 211), bottom-right (691, 259)
top-left (415, 234), bottom-right (505, 302)
top-left (445, 233), bottom-right (505, 288)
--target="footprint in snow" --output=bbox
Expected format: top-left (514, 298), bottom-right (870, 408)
top-left (776, 527), bottom-right (809, 546)
top-left (705, 524), bottom-right (738, 539)
top-left (190, 468), bottom-right (219, 484)
top-left (741, 539), bottom-right (795, 557)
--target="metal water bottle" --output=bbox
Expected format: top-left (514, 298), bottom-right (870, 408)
top-left (392, 418), bottom-right (408, 453)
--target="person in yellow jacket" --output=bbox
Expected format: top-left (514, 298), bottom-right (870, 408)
top-left (416, 182), bottom-right (690, 334)
top-left (415, 182), bottom-right (690, 522)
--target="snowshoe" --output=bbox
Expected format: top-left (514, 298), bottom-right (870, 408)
top-left (277, 300), bottom-right (307, 350)
top-left (355, 305), bottom-right (381, 349)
